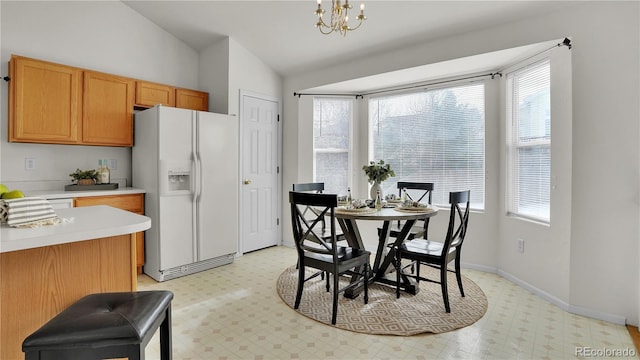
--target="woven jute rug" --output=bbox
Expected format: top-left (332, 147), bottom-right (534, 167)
top-left (277, 265), bottom-right (487, 336)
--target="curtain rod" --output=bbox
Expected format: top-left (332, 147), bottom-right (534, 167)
top-left (499, 37), bottom-right (572, 73)
top-left (293, 37), bottom-right (572, 100)
top-left (293, 72), bottom-right (501, 99)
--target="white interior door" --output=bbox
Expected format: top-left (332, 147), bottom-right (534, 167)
top-left (240, 92), bottom-right (281, 253)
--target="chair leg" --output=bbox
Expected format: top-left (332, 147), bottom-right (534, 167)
top-left (160, 305), bottom-right (172, 360)
top-left (295, 264), bottom-right (305, 309)
top-left (455, 254), bottom-right (465, 297)
top-left (325, 271), bottom-right (330, 292)
top-left (331, 271), bottom-right (339, 325)
top-left (394, 251), bottom-right (401, 299)
top-left (363, 264), bottom-right (369, 304)
top-left (440, 264), bottom-right (450, 313)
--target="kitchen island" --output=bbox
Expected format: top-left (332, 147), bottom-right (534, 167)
top-left (0, 205), bottom-right (151, 360)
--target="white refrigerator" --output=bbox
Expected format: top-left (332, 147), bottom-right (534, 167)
top-left (133, 105), bottom-right (238, 282)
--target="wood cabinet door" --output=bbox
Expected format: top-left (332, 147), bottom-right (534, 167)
top-left (74, 194), bottom-right (144, 213)
top-left (176, 88), bottom-right (209, 111)
top-left (9, 55), bottom-right (82, 144)
top-left (82, 71), bottom-right (135, 146)
top-left (136, 81), bottom-right (175, 108)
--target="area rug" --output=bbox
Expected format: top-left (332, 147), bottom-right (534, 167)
top-left (276, 265), bottom-right (487, 336)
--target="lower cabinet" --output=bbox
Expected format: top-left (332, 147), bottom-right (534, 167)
top-left (74, 194), bottom-right (145, 273)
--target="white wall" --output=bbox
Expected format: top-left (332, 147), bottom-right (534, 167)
top-left (227, 38), bottom-right (283, 115)
top-left (0, 1), bottom-right (199, 186)
top-left (199, 38), bottom-right (230, 114)
top-left (283, 1), bottom-right (639, 325)
top-left (199, 37), bottom-right (283, 116)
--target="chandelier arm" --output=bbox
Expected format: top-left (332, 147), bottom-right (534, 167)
top-left (314, 0), bottom-right (365, 36)
top-left (345, 19), bottom-right (363, 31)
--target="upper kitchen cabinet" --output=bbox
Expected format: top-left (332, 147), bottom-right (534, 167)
top-left (8, 54), bottom-right (209, 147)
top-left (82, 71), bottom-right (135, 146)
top-left (176, 88), bottom-right (209, 111)
top-left (8, 55), bottom-right (82, 144)
top-left (135, 80), bottom-right (175, 108)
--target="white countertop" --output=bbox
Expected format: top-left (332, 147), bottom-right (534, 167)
top-left (27, 187), bottom-right (146, 199)
top-left (0, 205), bottom-right (151, 253)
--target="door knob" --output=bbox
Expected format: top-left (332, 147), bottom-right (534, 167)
top-left (243, 179), bottom-right (251, 185)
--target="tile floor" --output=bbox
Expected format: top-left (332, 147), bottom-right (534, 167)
top-left (139, 246), bottom-right (637, 360)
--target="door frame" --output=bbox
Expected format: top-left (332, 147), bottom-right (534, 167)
top-left (238, 90), bottom-right (283, 255)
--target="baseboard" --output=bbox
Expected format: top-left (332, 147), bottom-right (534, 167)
top-left (568, 303), bottom-right (627, 325)
top-left (461, 262), bottom-right (497, 274)
top-left (496, 269), bottom-right (571, 310)
top-left (495, 268), bottom-right (626, 325)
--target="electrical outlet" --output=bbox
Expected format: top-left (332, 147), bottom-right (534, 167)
top-left (108, 159), bottom-right (117, 170)
top-left (517, 238), bottom-right (525, 253)
top-left (24, 158), bottom-right (36, 171)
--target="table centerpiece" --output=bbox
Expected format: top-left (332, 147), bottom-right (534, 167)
top-left (362, 160), bottom-right (395, 200)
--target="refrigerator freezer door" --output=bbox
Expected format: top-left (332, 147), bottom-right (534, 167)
top-left (158, 106), bottom-right (197, 270)
top-left (196, 111), bottom-right (239, 260)
top-left (159, 195), bottom-right (195, 269)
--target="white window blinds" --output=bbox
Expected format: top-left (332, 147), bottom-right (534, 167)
top-left (369, 83), bottom-right (485, 209)
top-left (313, 97), bottom-right (352, 195)
top-left (506, 59), bottom-right (551, 223)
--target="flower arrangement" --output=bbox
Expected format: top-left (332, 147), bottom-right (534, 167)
top-left (362, 160), bottom-right (395, 184)
top-left (69, 168), bottom-right (98, 185)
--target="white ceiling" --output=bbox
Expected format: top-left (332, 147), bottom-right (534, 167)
top-left (122, 1), bottom-right (574, 91)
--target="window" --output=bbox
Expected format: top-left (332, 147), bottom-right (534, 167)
top-left (369, 83), bottom-right (485, 209)
top-left (506, 59), bottom-right (551, 223)
top-left (313, 97), bottom-right (352, 195)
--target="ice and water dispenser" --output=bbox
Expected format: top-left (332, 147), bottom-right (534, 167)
top-left (160, 160), bottom-right (193, 195)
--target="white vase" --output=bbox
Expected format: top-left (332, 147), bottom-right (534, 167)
top-left (370, 181), bottom-right (383, 200)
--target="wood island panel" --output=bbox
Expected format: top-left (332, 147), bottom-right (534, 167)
top-left (74, 194), bottom-right (145, 273)
top-left (0, 234), bottom-right (136, 360)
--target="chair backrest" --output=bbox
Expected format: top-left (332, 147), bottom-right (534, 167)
top-left (289, 191), bottom-right (339, 260)
top-left (397, 182), bottom-right (434, 204)
top-left (396, 182), bottom-right (434, 234)
top-left (292, 182), bottom-right (327, 233)
top-left (442, 190), bottom-right (471, 254)
top-left (292, 182), bottom-right (325, 193)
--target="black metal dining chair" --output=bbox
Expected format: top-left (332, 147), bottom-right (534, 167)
top-left (292, 182), bottom-right (346, 244)
top-left (379, 182), bottom-right (434, 242)
top-left (290, 191), bottom-right (370, 325)
top-left (393, 190), bottom-right (470, 313)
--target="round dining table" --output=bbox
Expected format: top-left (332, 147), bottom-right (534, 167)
top-left (334, 205), bottom-right (439, 298)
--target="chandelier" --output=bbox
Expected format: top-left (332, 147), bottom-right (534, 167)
top-left (315, 0), bottom-right (366, 36)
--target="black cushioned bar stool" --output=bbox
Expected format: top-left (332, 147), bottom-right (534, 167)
top-left (22, 290), bottom-right (173, 360)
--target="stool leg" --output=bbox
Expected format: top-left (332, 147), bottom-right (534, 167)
top-left (160, 304), bottom-right (173, 360)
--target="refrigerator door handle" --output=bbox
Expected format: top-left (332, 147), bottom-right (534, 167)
top-left (192, 111), bottom-right (199, 261)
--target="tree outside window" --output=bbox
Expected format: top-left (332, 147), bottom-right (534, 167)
top-left (369, 83), bottom-right (485, 209)
top-left (313, 97), bottom-right (352, 195)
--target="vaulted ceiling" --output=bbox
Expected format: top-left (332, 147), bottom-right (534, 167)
top-left (123, 0), bottom-right (577, 79)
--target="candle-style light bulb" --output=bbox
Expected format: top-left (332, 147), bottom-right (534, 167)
top-left (360, 3), bottom-right (365, 10)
